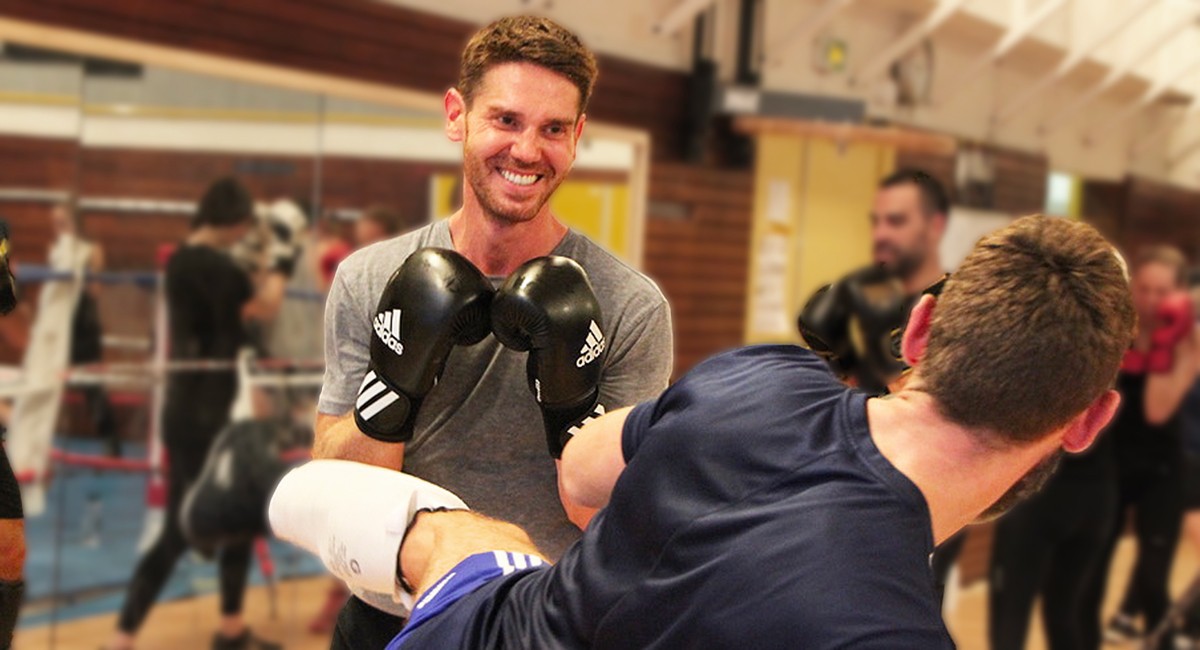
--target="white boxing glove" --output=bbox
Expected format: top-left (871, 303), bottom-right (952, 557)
top-left (268, 459), bottom-right (468, 616)
top-left (263, 198), bottom-right (308, 276)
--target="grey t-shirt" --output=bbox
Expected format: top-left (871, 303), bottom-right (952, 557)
top-left (319, 220), bottom-right (673, 558)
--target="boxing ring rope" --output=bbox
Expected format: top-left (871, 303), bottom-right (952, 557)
top-left (12, 445), bottom-right (313, 484)
top-left (15, 264), bottom-right (326, 302)
top-left (4, 351), bottom-right (326, 484)
top-left (0, 359), bottom-right (325, 395)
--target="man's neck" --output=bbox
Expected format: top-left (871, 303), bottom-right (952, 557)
top-left (187, 227), bottom-right (221, 249)
top-left (865, 390), bottom-right (1060, 544)
top-left (903, 258), bottom-right (945, 295)
top-left (447, 203), bottom-right (568, 277)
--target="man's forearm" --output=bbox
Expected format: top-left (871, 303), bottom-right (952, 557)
top-left (313, 412), bottom-right (405, 469)
top-left (560, 406), bottom-right (632, 509)
top-left (556, 461), bottom-right (598, 529)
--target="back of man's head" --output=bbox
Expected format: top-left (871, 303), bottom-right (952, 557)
top-left (918, 215), bottom-right (1134, 444)
top-left (194, 177), bottom-right (254, 230)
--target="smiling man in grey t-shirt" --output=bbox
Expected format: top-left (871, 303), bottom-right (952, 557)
top-left (313, 16), bottom-right (672, 649)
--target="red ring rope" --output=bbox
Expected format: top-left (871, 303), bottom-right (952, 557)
top-left (11, 446), bottom-right (313, 484)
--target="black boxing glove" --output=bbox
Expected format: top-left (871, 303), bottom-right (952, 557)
top-left (354, 248), bottom-right (493, 442)
top-left (492, 257), bottom-right (605, 459)
top-left (798, 282), bottom-right (857, 380)
top-left (842, 266), bottom-right (910, 393)
top-left (799, 266), bottom-right (947, 393)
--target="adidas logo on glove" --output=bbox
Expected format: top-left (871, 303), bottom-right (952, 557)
top-left (374, 309), bottom-right (405, 356)
top-left (576, 320), bottom-right (605, 367)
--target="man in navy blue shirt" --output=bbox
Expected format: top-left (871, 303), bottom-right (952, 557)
top-left (271, 215), bottom-right (1134, 648)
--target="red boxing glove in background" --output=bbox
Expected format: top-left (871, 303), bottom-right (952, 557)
top-left (1146, 292), bottom-right (1194, 373)
top-left (319, 240), bottom-right (352, 287)
top-left (1121, 348), bottom-right (1147, 374)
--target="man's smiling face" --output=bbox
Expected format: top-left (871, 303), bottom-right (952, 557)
top-left (453, 62), bottom-right (585, 225)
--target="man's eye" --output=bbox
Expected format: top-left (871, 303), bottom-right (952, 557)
top-left (499, 116), bottom-right (517, 127)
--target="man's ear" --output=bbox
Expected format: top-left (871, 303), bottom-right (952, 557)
top-left (445, 88), bottom-right (467, 142)
top-left (901, 294), bottom-right (936, 366)
top-left (574, 113), bottom-right (587, 142)
top-left (932, 212), bottom-right (948, 240)
top-left (1062, 389), bottom-right (1120, 453)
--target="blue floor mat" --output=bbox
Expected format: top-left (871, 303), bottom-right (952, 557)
top-left (18, 438), bottom-right (325, 629)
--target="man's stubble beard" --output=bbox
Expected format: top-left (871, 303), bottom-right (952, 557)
top-left (462, 127), bottom-right (563, 226)
top-left (877, 240), bottom-right (927, 281)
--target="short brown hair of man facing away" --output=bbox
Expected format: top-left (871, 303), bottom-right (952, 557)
top-left (458, 16), bottom-right (599, 115)
top-left (918, 215), bottom-right (1135, 444)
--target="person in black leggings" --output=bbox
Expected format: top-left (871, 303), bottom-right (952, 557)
top-left (0, 218), bottom-right (22, 650)
top-left (106, 178), bottom-right (291, 650)
top-left (1111, 278), bottom-right (1200, 649)
top-left (1173, 373), bottom-right (1200, 646)
top-left (0, 440), bottom-right (22, 650)
top-left (987, 424), bottom-right (1117, 649)
top-left (1086, 246), bottom-right (1198, 650)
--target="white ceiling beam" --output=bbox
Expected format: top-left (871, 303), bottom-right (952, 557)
top-left (1041, 5), bottom-right (1200, 133)
top-left (1131, 93), bottom-right (1200, 157)
top-left (935, 0), bottom-right (1069, 107)
top-left (993, 0), bottom-right (1158, 125)
top-left (653, 0), bottom-right (717, 36)
top-left (851, 0), bottom-right (969, 85)
top-left (764, 0), bottom-right (858, 67)
top-left (1086, 50), bottom-right (1200, 140)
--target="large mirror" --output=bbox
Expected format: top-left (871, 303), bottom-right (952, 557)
top-left (0, 23), bottom-right (652, 648)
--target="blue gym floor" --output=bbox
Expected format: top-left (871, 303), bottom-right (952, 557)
top-left (18, 439), bottom-right (325, 629)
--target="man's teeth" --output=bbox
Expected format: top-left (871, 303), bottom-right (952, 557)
top-left (499, 169), bottom-right (538, 186)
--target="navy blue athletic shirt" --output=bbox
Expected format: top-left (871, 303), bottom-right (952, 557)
top-left (404, 345), bottom-right (955, 648)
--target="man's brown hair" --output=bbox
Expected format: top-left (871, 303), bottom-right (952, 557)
top-left (918, 215), bottom-right (1135, 444)
top-left (458, 16), bottom-right (599, 115)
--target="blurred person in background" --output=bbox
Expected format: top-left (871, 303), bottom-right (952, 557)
top-left (47, 200), bottom-right (120, 548)
top-left (314, 214), bottom-right (352, 294)
top-left (1105, 268), bottom-right (1200, 650)
top-left (0, 219), bottom-right (22, 650)
top-left (0, 411), bottom-right (19, 649)
top-left (259, 197), bottom-right (323, 379)
top-left (105, 177), bottom-right (296, 650)
top-left (352, 203), bottom-right (403, 248)
top-left (239, 196), bottom-right (322, 443)
top-left (802, 169), bottom-right (949, 393)
top-left (1087, 246), bottom-right (1198, 650)
top-left (1162, 270), bottom-right (1200, 649)
top-left (48, 200), bottom-right (118, 458)
top-left (871, 169), bottom-right (948, 296)
top-left (801, 168), bottom-right (964, 613)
